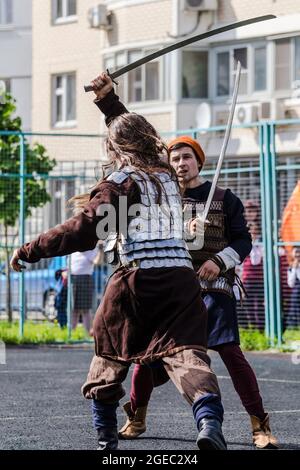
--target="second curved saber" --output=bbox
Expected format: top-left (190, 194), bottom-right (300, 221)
top-left (201, 61), bottom-right (242, 223)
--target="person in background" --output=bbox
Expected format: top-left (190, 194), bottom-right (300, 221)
top-left (54, 268), bottom-right (68, 328)
top-left (244, 200), bottom-right (260, 227)
top-left (70, 245), bottom-right (102, 334)
top-left (286, 247), bottom-right (300, 328)
top-left (242, 222), bottom-right (264, 329)
top-left (278, 245), bottom-right (291, 331)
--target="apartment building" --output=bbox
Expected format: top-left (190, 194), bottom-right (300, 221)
top-left (0, 0), bottom-right (32, 130)
top-left (29, 1), bottom-right (300, 236)
top-left (31, 1), bottom-right (300, 154)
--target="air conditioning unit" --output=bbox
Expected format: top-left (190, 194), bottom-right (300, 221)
top-left (274, 99), bottom-right (285, 120)
top-left (214, 109), bottom-right (229, 126)
top-left (275, 99), bottom-right (297, 120)
top-left (184, 0), bottom-right (217, 12)
top-left (88, 5), bottom-right (112, 30)
top-left (257, 101), bottom-right (271, 120)
top-left (233, 104), bottom-right (258, 125)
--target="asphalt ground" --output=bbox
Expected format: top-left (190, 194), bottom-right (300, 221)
top-left (0, 346), bottom-right (299, 451)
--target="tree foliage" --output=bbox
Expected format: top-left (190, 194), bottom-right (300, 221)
top-left (0, 92), bottom-right (56, 322)
top-left (0, 93), bottom-right (56, 227)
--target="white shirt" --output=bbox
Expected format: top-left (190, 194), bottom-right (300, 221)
top-left (70, 247), bottom-right (99, 275)
top-left (249, 242), bottom-right (263, 266)
top-left (287, 266), bottom-right (300, 288)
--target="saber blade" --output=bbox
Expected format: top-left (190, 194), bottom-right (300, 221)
top-left (201, 61), bottom-right (242, 223)
top-left (84, 14), bottom-right (276, 92)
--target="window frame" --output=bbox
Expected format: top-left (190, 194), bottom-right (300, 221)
top-left (52, 0), bottom-right (77, 25)
top-left (103, 47), bottom-right (163, 105)
top-left (213, 42), bottom-right (269, 100)
top-left (214, 43), bottom-right (251, 100)
top-left (51, 72), bottom-right (77, 128)
top-left (274, 37), bottom-right (292, 93)
top-left (291, 36), bottom-right (300, 87)
top-left (0, 0), bottom-right (13, 26)
top-left (252, 43), bottom-right (268, 94)
top-left (270, 36), bottom-right (300, 97)
top-left (180, 47), bottom-right (209, 101)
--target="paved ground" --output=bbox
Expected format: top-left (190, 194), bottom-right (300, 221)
top-left (0, 346), bottom-right (299, 450)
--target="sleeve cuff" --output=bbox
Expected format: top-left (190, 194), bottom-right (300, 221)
top-left (216, 247), bottom-right (241, 271)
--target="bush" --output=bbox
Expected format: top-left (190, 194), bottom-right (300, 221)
top-left (282, 328), bottom-right (300, 343)
top-left (0, 321), bottom-right (89, 344)
top-left (239, 328), bottom-right (270, 351)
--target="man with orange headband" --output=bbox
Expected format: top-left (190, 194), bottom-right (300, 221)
top-left (120, 135), bottom-right (278, 450)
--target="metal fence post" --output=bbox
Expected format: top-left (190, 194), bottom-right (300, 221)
top-left (263, 123), bottom-right (278, 346)
top-left (67, 255), bottom-right (72, 341)
top-left (259, 124), bottom-right (270, 339)
top-left (269, 123), bottom-right (282, 347)
top-left (19, 134), bottom-right (26, 338)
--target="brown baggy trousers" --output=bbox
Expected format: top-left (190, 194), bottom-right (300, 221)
top-left (82, 348), bottom-right (221, 405)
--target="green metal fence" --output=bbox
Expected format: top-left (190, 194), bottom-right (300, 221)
top-left (1, 121), bottom-right (300, 346)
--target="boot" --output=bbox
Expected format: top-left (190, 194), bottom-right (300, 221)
top-left (118, 401), bottom-right (147, 439)
top-left (97, 427), bottom-right (118, 450)
top-left (196, 418), bottom-right (227, 450)
top-left (250, 414), bottom-right (279, 449)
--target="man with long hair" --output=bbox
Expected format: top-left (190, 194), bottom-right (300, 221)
top-left (10, 73), bottom-right (226, 450)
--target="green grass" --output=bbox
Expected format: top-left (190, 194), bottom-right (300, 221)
top-left (0, 321), bottom-right (299, 349)
top-left (282, 327), bottom-right (300, 343)
top-left (0, 321), bottom-right (90, 344)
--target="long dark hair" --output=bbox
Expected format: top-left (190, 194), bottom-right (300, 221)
top-left (69, 112), bottom-right (179, 212)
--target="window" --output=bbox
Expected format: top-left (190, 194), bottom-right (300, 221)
top-left (53, 0), bottom-right (77, 23)
top-left (104, 49), bottom-right (161, 103)
top-left (0, 78), bottom-right (10, 93)
top-left (217, 48), bottom-right (249, 97)
top-left (295, 37), bottom-right (300, 81)
top-left (52, 73), bottom-right (76, 126)
top-left (128, 50), bottom-right (143, 102)
top-left (275, 39), bottom-right (291, 90)
top-left (0, 0), bottom-right (12, 25)
top-left (254, 46), bottom-right (267, 91)
top-left (145, 61), bottom-right (159, 100)
top-left (217, 52), bottom-right (230, 96)
top-left (234, 48), bottom-right (248, 94)
top-left (115, 52), bottom-right (126, 101)
top-left (216, 46), bottom-right (260, 97)
top-left (104, 54), bottom-right (126, 102)
top-left (182, 50), bottom-right (208, 99)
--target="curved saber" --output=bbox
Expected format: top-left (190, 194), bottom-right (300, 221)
top-left (84, 15), bottom-right (275, 92)
top-left (201, 62), bottom-right (241, 223)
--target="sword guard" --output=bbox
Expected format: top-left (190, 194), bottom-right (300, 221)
top-left (106, 69), bottom-right (119, 86)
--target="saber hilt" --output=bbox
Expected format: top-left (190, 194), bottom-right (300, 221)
top-left (84, 69), bottom-right (118, 93)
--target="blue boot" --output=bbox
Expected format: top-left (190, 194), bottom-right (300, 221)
top-left (97, 427), bottom-right (118, 450)
top-left (196, 418), bottom-right (227, 450)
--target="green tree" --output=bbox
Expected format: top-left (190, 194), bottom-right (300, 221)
top-left (0, 92), bottom-right (56, 321)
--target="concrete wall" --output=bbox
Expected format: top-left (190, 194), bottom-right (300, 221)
top-left (0, 0), bottom-right (32, 130)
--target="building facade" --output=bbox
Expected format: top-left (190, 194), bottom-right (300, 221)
top-left (31, 0), bottom-right (300, 156)
top-left (0, 0), bottom-right (32, 130)
top-left (28, 1), bottom-right (300, 267)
